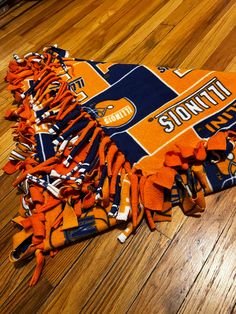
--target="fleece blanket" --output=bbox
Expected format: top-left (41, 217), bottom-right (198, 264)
top-left (3, 46), bottom-right (236, 285)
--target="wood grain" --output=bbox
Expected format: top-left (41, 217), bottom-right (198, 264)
top-left (179, 208), bottom-right (236, 314)
top-left (0, 1), bottom-right (235, 313)
top-left (0, 0), bottom-right (40, 28)
top-left (128, 189), bottom-right (236, 314)
top-left (39, 225), bottom-right (169, 314)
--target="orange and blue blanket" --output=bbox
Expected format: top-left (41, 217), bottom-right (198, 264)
top-left (4, 46), bottom-right (236, 285)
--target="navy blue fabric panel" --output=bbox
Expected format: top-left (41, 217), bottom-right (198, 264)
top-left (84, 66), bottom-right (178, 135)
top-left (34, 133), bottom-right (55, 162)
top-left (111, 132), bottom-right (148, 164)
top-left (194, 99), bottom-right (236, 138)
top-left (99, 63), bottom-right (140, 84)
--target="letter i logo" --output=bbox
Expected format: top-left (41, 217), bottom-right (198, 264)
top-left (94, 98), bottom-right (136, 127)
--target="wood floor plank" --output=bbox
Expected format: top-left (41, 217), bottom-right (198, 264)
top-left (156, 207), bottom-right (186, 239)
top-left (72, 0), bottom-right (167, 60)
top-left (123, 0), bottom-right (201, 64)
top-left (0, 253), bottom-right (36, 308)
top-left (141, 0), bottom-right (235, 67)
top-left (0, 274), bottom-right (53, 314)
top-left (38, 224), bottom-right (169, 314)
top-left (178, 209), bottom-right (236, 314)
top-left (0, 143), bottom-right (14, 169)
top-left (163, 0), bottom-right (200, 26)
top-left (93, 0), bottom-right (183, 62)
top-left (202, 27), bottom-right (236, 71)
top-left (122, 23), bottom-right (174, 64)
top-left (44, 0), bottom-right (140, 56)
top-left (0, 0), bottom-right (39, 28)
top-left (0, 222), bottom-right (17, 262)
top-left (0, 35), bottom-right (34, 71)
top-left (79, 226), bottom-right (169, 314)
top-left (128, 188), bottom-right (236, 314)
top-left (41, 226), bottom-right (130, 288)
top-left (0, 129), bottom-right (14, 152)
top-left (0, 0), bottom-right (72, 40)
top-left (0, 172), bottom-right (18, 202)
top-left (225, 56), bottom-right (236, 72)
top-left (0, 186), bottom-right (19, 227)
top-left (180, 2), bottom-right (236, 69)
top-left (19, 0), bottom-right (103, 49)
top-left (10, 1), bottom-right (38, 18)
top-left (0, 178), bottom-right (20, 261)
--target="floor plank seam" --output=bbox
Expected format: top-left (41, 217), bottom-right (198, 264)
top-left (126, 205), bottom-right (236, 314)
top-left (78, 224), bottom-right (170, 313)
top-left (124, 24), bottom-right (175, 64)
top-left (156, 229), bottom-right (172, 240)
top-left (0, 144), bottom-right (15, 159)
top-left (124, 219), bottom-right (189, 313)
top-left (48, 0), bottom-right (144, 59)
top-left (0, 183), bottom-right (15, 203)
top-left (0, 1), bottom-right (41, 29)
top-left (35, 231), bottom-right (132, 313)
top-left (68, 2), bottom-right (144, 61)
top-left (230, 302), bottom-right (236, 314)
top-left (1, 238), bottom-right (94, 311)
top-left (125, 234), bottom-right (175, 314)
top-left (140, 2), bottom-right (201, 65)
top-left (15, 0), bottom-right (112, 55)
top-left (87, 0), bottom-right (169, 62)
top-left (176, 207), bottom-right (236, 314)
top-left (77, 226), bottom-right (157, 312)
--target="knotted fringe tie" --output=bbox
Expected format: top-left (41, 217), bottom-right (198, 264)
top-left (4, 47), bottom-right (236, 285)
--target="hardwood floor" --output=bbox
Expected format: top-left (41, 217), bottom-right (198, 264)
top-left (0, 1), bottom-right (235, 313)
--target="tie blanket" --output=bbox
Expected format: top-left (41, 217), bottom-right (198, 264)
top-left (3, 46), bottom-right (236, 285)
